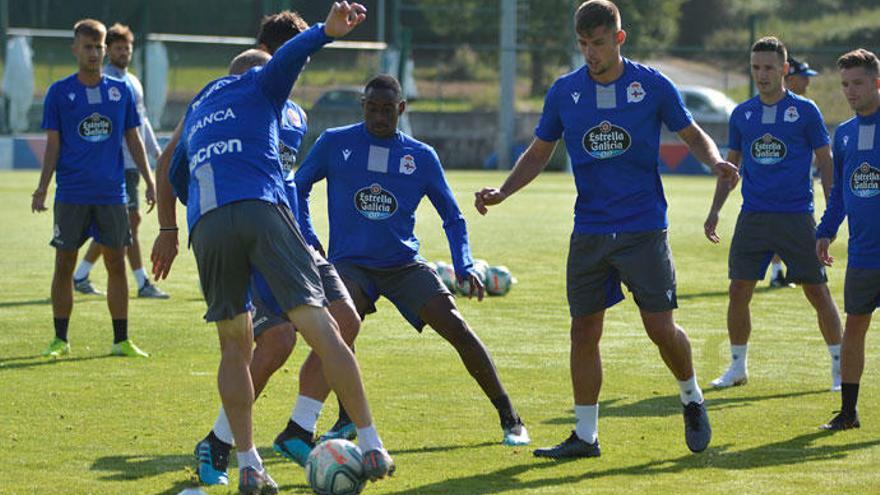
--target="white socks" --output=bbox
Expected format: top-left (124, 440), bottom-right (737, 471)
top-left (574, 404), bottom-right (598, 444)
top-left (770, 261), bottom-right (784, 278)
top-left (133, 268), bottom-right (148, 289)
top-left (730, 344), bottom-right (748, 373)
top-left (236, 447), bottom-right (263, 471)
top-left (74, 260), bottom-right (93, 281)
top-left (212, 407), bottom-right (235, 445)
top-left (291, 395), bottom-right (324, 433)
top-left (357, 425), bottom-right (384, 452)
top-left (678, 375), bottom-right (704, 405)
top-left (829, 344), bottom-right (841, 370)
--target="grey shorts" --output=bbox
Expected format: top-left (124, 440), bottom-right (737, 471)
top-left (190, 200), bottom-right (325, 323)
top-left (51, 202), bottom-right (131, 250)
top-left (334, 260), bottom-right (451, 331)
top-left (567, 229), bottom-right (677, 317)
top-left (252, 257), bottom-right (353, 338)
top-left (125, 169), bottom-right (139, 210)
top-left (729, 212), bottom-right (827, 284)
top-left (844, 267), bottom-right (880, 315)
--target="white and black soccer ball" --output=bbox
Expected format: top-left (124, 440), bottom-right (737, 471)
top-left (304, 439), bottom-right (366, 495)
top-left (486, 265), bottom-right (515, 296)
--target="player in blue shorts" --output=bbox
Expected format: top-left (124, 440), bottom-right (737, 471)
top-left (476, 0), bottom-right (738, 458)
top-left (150, 4), bottom-right (394, 493)
top-left (816, 49), bottom-right (880, 431)
top-left (294, 73), bottom-right (530, 450)
top-left (32, 19), bottom-right (156, 359)
top-left (704, 37), bottom-right (843, 391)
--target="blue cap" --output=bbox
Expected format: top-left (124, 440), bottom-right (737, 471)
top-left (787, 57), bottom-right (818, 77)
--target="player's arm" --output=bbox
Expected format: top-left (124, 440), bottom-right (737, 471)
top-left (150, 119), bottom-right (183, 280)
top-left (426, 151), bottom-right (483, 300)
top-left (677, 123), bottom-right (739, 186)
top-left (293, 133), bottom-right (330, 255)
top-left (815, 137), bottom-right (847, 266)
top-left (125, 128), bottom-right (156, 212)
top-left (32, 130), bottom-right (59, 213)
top-left (142, 114), bottom-right (162, 160)
top-left (704, 150), bottom-right (742, 244)
top-left (475, 137), bottom-right (557, 215)
top-left (814, 146), bottom-right (834, 203)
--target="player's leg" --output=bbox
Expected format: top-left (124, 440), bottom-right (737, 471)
top-left (535, 233), bottom-right (617, 459)
top-left (769, 254), bottom-right (788, 288)
top-left (822, 267), bottom-right (879, 430)
top-left (125, 169), bottom-right (168, 299)
top-left (777, 212), bottom-right (843, 390)
top-left (45, 202), bottom-right (93, 356)
top-left (73, 240), bottom-right (104, 295)
top-left (714, 212), bottom-right (771, 387)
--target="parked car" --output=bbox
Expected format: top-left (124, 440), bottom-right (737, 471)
top-left (679, 85), bottom-right (737, 124)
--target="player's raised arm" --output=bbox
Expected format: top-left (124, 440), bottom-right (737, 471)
top-left (475, 137), bottom-right (556, 215)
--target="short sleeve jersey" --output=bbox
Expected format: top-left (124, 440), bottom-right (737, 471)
top-left (535, 59), bottom-right (693, 234)
top-left (41, 73), bottom-right (141, 204)
top-left (728, 91), bottom-right (830, 213)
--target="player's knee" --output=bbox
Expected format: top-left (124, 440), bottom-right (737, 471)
top-left (54, 249), bottom-right (78, 273)
top-left (645, 324), bottom-right (676, 347)
top-left (571, 318), bottom-right (602, 349)
top-left (258, 323), bottom-right (296, 360)
top-left (802, 283), bottom-right (830, 302)
top-left (728, 281), bottom-right (755, 303)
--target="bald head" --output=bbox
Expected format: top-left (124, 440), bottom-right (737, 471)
top-left (228, 49), bottom-right (271, 75)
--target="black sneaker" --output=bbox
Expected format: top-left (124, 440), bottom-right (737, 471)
top-left (272, 420), bottom-right (315, 467)
top-left (193, 431), bottom-right (231, 485)
top-left (820, 410), bottom-right (860, 431)
top-left (533, 431), bottom-right (600, 459)
top-left (683, 401), bottom-right (712, 453)
top-left (318, 415), bottom-right (357, 442)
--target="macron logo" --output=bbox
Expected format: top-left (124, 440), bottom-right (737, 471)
top-left (745, 111), bottom-right (752, 120)
top-left (68, 93), bottom-right (76, 101)
top-left (190, 138), bottom-right (243, 169)
top-left (343, 149), bottom-right (352, 161)
top-left (571, 92), bottom-right (581, 104)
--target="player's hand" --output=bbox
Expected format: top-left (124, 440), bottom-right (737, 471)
top-left (144, 182), bottom-right (156, 213)
top-left (31, 188), bottom-right (48, 213)
top-left (713, 160), bottom-right (739, 187)
top-left (816, 237), bottom-right (834, 267)
top-left (461, 271), bottom-right (485, 301)
top-left (474, 187), bottom-right (507, 215)
top-left (151, 230), bottom-right (179, 280)
top-left (704, 210), bottom-right (720, 244)
top-left (324, 2), bottom-right (367, 38)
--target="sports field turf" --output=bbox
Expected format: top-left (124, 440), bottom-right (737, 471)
top-left (0, 170), bottom-right (877, 494)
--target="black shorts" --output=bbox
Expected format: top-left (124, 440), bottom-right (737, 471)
top-left (125, 169), bottom-right (140, 210)
top-left (844, 267), bottom-right (880, 315)
top-left (190, 200), bottom-right (325, 322)
top-left (51, 202), bottom-right (131, 250)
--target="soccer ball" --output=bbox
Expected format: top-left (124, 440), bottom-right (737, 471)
top-left (456, 262), bottom-right (489, 295)
top-left (434, 261), bottom-right (457, 292)
top-left (304, 439), bottom-right (366, 495)
top-left (485, 265), bottom-right (515, 296)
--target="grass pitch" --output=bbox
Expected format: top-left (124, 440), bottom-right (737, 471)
top-left (0, 170), bottom-right (877, 494)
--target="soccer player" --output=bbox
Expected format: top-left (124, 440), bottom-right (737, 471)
top-left (475, 0), bottom-right (736, 458)
top-left (150, 4), bottom-right (394, 493)
top-left (72, 23), bottom-right (168, 299)
top-left (32, 19), bottom-right (155, 359)
top-left (184, 11), bottom-right (364, 484)
top-left (704, 37), bottom-right (843, 391)
top-left (816, 48), bottom-right (880, 430)
top-left (294, 73), bottom-right (531, 451)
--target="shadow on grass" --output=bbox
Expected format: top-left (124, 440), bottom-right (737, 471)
top-left (678, 286), bottom-right (777, 301)
top-left (392, 441), bottom-right (496, 456)
top-left (0, 298), bottom-right (50, 308)
top-left (0, 354), bottom-right (114, 371)
top-left (91, 453), bottom-right (203, 494)
top-left (383, 431), bottom-right (880, 494)
top-left (541, 388), bottom-right (826, 424)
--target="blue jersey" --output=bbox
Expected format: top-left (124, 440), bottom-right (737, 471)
top-left (41, 73), bottom-right (141, 204)
top-left (729, 92), bottom-right (830, 213)
top-left (816, 110), bottom-right (880, 269)
top-left (295, 123), bottom-right (475, 277)
top-left (180, 24), bottom-right (331, 230)
top-left (535, 59), bottom-right (693, 234)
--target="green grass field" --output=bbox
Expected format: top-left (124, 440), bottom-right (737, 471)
top-left (1, 171), bottom-right (877, 495)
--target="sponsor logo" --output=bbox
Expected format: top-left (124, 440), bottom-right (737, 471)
top-left (783, 105), bottom-right (799, 123)
top-left (187, 107), bottom-right (236, 142)
top-left (190, 138), bottom-right (243, 169)
top-left (582, 120), bottom-right (631, 159)
top-left (279, 141), bottom-right (296, 173)
top-left (354, 183), bottom-right (398, 220)
top-left (745, 111), bottom-right (752, 120)
top-left (571, 92), bottom-right (581, 104)
top-left (342, 149), bottom-right (352, 161)
top-left (190, 78), bottom-right (233, 110)
top-left (626, 81), bottom-right (645, 103)
top-left (850, 162), bottom-right (880, 198)
top-left (108, 86), bottom-right (122, 102)
top-left (750, 133), bottom-right (787, 165)
top-left (399, 154), bottom-right (416, 175)
top-left (78, 113), bottom-right (112, 142)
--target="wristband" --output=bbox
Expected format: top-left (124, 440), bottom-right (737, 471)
top-left (160, 227), bottom-right (179, 232)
